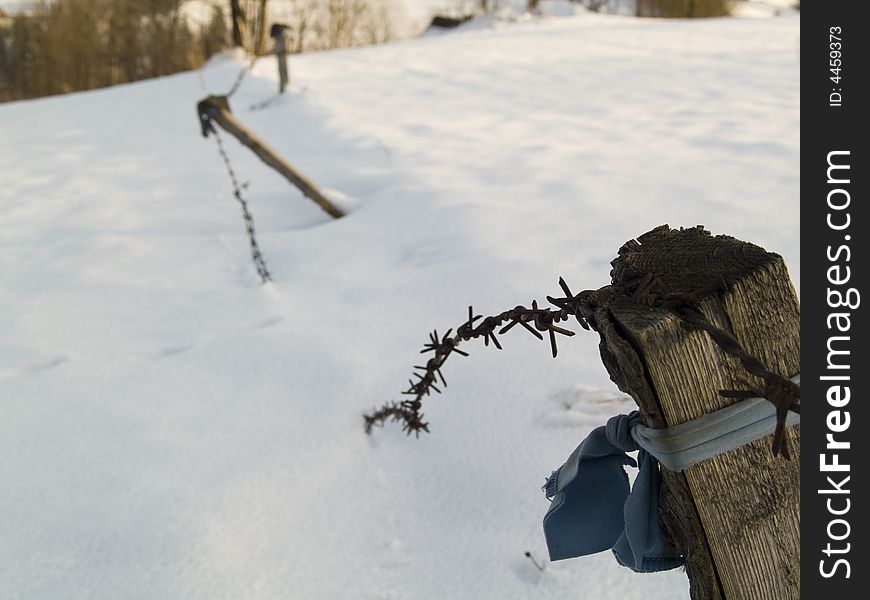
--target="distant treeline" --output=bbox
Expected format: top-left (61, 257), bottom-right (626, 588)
top-left (0, 0), bottom-right (399, 103)
top-left (634, 0), bottom-right (732, 17)
top-left (0, 0), bottom-right (229, 102)
top-left (0, 0), bottom-right (734, 103)
top-left (568, 0), bottom-right (732, 16)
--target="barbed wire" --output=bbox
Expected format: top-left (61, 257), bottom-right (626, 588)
top-left (362, 278), bottom-right (600, 436)
top-left (226, 52), bottom-right (259, 98)
top-left (196, 44), bottom-right (259, 99)
top-left (618, 272), bottom-right (800, 458)
top-left (364, 275), bottom-right (800, 457)
top-left (211, 126), bottom-right (272, 283)
top-left (197, 50), bottom-right (270, 284)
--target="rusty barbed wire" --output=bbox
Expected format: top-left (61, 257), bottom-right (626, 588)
top-left (363, 278), bottom-right (601, 436)
top-left (364, 275), bottom-right (800, 458)
top-left (211, 126), bottom-right (272, 283)
top-left (226, 53), bottom-right (259, 98)
top-left (197, 52), bottom-right (271, 285)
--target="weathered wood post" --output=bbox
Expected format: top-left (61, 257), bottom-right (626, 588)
top-left (197, 95), bottom-right (345, 219)
top-left (592, 226), bottom-right (800, 599)
top-left (270, 23), bottom-right (289, 94)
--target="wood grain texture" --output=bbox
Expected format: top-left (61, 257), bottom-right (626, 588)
top-left (594, 302), bottom-right (724, 599)
top-left (594, 226), bottom-right (799, 599)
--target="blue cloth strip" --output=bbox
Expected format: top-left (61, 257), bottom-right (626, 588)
top-left (542, 375), bottom-right (800, 572)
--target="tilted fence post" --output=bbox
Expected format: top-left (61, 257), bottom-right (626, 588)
top-left (197, 94), bottom-right (344, 219)
top-left (593, 226), bottom-right (800, 599)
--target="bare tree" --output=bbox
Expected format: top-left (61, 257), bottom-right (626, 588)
top-left (324, 0), bottom-right (368, 49)
top-left (635, 0), bottom-right (732, 17)
top-left (363, 1), bottom-right (393, 45)
top-left (254, 0), bottom-right (268, 54)
top-left (202, 4), bottom-right (230, 58)
top-left (1, 0), bottom-right (224, 103)
top-left (230, 0), bottom-right (246, 47)
top-left (281, 0), bottom-right (395, 53)
top-left (285, 0), bottom-right (314, 53)
top-left (478, 0), bottom-right (503, 14)
top-left (452, 0), bottom-right (502, 16)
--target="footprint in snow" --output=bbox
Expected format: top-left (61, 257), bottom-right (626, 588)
top-left (376, 538), bottom-right (410, 570)
top-left (540, 385), bottom-right (635, 429)
top-left (149, 344), bottom-right (194, 360)
top-left (399, 241), bottom-right (462, 268)
top-left (363, 588), bottom-right (399, 600)
top-left (255, 316), bottom-right (283, 329)
top-left (142, 317), bottom-right (283, 362)
top-left (360, 539), bottom-right (406, 599)
top-left (0, 355), bottom-right (68, 379)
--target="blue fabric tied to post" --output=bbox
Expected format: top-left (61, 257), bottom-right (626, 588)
top-left (542, 376), bottom-right (800, 572)
top-left (543, 412), bottom-right (682, 572)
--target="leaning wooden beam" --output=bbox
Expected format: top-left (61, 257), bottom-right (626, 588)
top-left (197, 95), bottom-right (344, 219)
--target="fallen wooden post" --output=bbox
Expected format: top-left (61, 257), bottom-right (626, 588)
top-left (197, 94), bottom-right (344, 219)
top-left (595, 226), bottom-right (800, 599)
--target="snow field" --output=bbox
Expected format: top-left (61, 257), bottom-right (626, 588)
top-left (0, 9), bottom-right (798, 599)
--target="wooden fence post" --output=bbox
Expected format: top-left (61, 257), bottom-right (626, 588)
top-left (592, 226), bottom-right (800, 599)
top-left (271, 24), bottom-right (289, 94)
top-left (197, 95), bottom-right (345, 219)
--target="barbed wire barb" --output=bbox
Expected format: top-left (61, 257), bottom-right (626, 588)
top-left (364, 273), bottom-right (800, 458)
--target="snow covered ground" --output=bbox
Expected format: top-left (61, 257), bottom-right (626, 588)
top-left (1, 8), bottom-right (799, 600)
